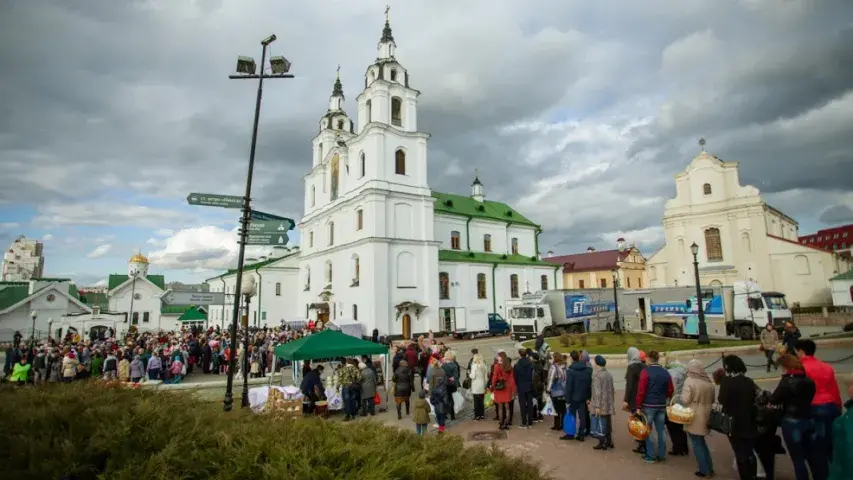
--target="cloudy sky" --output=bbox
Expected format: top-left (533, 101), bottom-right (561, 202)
top-left (1, 0), bottom-right (851, 286)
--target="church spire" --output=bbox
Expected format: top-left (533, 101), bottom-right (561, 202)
top-left (378, 5), bottom-right (396, 59)
top-left (329, 65), bottom-right (344, 111)
top-left (471, 168), bottom-right (484, 202)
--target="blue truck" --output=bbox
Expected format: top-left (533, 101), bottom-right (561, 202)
top-left (509, 292), bottom-right (617, 340)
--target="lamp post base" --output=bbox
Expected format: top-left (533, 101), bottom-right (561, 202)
top-left (223, 392), bottom-right (234, 412)
top-left (697, 335), bottom-right (711, 345)
top-left (241, 387), bottom-right (250, 408)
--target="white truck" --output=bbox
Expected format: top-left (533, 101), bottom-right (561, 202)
top-left (621, 280), bottom-right (793, 340)
top-left (508, 291), bottom-right (617, 341)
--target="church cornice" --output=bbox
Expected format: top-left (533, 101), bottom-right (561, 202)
top-left (356, 78), bottom-right (421, 99)
top-left (300, 184), bottom-right (435, 225)
top-left (349, 121), bottom-right (430, 143)
top-left (298, 236), bottom-right (441, 261)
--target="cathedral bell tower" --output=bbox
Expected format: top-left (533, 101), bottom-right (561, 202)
top-left (356, 8), bottom-right (419, 134)
top-left (312, 67), bottom-right (353, 168)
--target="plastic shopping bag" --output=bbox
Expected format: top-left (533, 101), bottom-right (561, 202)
top-left (483, 390), bottom-right (494, 409)
top-left (590, 415), bottom-right (605, 438)
top-left (328, 392), bottom-right (343, 410)
top-left (374, 392), bottom-right (381, 405)
top-left (563, 411), bottom-right (577, 436)
top-left (452, 391), bottom-right (465, 415)
top-left (541, 397), bottom-right (556, 416)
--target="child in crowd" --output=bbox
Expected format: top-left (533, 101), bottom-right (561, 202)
top-left (412, 390), bottom-right (430, 436)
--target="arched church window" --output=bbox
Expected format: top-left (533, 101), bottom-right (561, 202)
top-left (395, 149), bottom-right (406, 175)
top-left (311, 185), bottom-right (316, 206)
top-left (390, 69), bottom-right (397, 82)
top-left (450, 231), bottom-right (460, 250)
top-left (359, 152), bottom-right (365, 178)
top-left (325, 261), bottom-right (332, 283)
top-left (794, 255), bottom-right (810, 275)
top-left (704, 228), bottom-right (723, 262)
top-left (510, 274), bottom-right (519, 298)
top-left (439, 272), bottom-right (450, 299)
top-left (391, 97), bottom-right (402, 126)
top-left (540, 274), bottom-right (548, 291)
top-left (741, 232), bottom-right (752, 253)
top-left (330, 154), bottom-right (340, 200)
top-left (477, 273), bottom-right (487, 299)
top-left (328, 222), bottom-right (335, 246)
top-left (366, 100), bottom-right (372, 123)
top-left (337, 120), bottom-right (344, 130)
top-left (484, 234), bottom-right (492, 252)
top-left (703, 183), bottom-right (712, 195)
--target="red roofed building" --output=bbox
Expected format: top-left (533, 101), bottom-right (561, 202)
top-left (544, 239), bottom-right (648, 290)
top-left (798, 224), bottom-right (853, 259)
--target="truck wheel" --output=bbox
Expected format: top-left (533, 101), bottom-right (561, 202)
top-left (504, 328), bottom-right (510, 336)
top-left (569, 325), bottom-right (583, 334)
top-left (669, 325), bottom-right (683, 338)
top-left (468, 332), bottom-right (476, 340)
top-left (542, 326), bottom-right (554, 338)
top-left (738, 325), bottom-right (755, 341)
top-left (653, 324), bottom-right (667, 337)
top-left (605, 322), bottom-right (612, 332)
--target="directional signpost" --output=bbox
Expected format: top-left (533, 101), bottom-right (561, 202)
top-left (250, 210), bottom-right (295, 230)
top-left (246, 232), bottom-right (289, 246)
top-left (162, 290), bottom-right (225, 306)
top-left (186, 193), bottom-right (243, 209)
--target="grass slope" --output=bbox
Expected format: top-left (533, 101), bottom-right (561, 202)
top-left (0, 383), bottom-right (548, 480)
top-left (524, 332), bottom-right (756, 355)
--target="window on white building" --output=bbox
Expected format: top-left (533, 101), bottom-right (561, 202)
top-left (450, 231), bottom-right (461, 250)
top-left (359, 152), bottom-right (366, 178)
top-left (353, 304), bottom-right (358, 321)
top-left (540, 274), bottom-right (548, 291)
top-left (704, 228), bottom-right (723, 262)
top-left (309, 231), bottom-right (314, 247)
top-left (132, 312), bottom-right (139, 325)
top-left (352, 256), bottom-right (360, 286)
top-left (325, 261), bottom-right (333, 284)
top-left (391, 97), bottom-right (403, 126)
top-left (511, 238), bottom-right (519, 255)
top-left (439, 272), bottom-right (450, 299)
top-left (484, 234), bottom-right (492, 252)
top-left (741, 232), bottom-right (752, 253)
top-left (311, 185), bottom-right (316, 206)
top-left (328, 222), bottom-right (335, 246)
top-left (143, 312), bottom-right (150, 323)
top-left (794, 255), bottom-right (810, 275)
top-left (703, 183), bottom-right (712, 195)
top-left (356, 210), bottom-right (364, 230)
top-left (395, 149), bottom-right (406, 175)
top-left (275, 282), bottom-right (281, 296)
top-left (477, 273), bottom-right (487, 299)
top-left (510, 274), bottom-right (519, 298)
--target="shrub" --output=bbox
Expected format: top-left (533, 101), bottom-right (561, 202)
top-left (0, 383), bottom-right (548, 480)
top-left (559, 333), bottom-right (572, 347)
top-left (579, 335), bottom-right (588, 347)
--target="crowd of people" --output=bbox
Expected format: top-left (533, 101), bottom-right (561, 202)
top-left (2, 321), bottom-right (334, 386)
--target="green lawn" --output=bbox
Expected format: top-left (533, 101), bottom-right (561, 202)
top-left (523, 332), bottom-right (757, 355)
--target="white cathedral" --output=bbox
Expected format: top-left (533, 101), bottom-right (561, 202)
top-left (206, 15), bottom-right (560, 339)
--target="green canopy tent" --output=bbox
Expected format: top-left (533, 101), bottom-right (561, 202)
top-left (271, 329), bottom-right (390, 393)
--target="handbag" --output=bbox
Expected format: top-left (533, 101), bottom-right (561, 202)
top-left (563, 411), bottom-right (577, 436)
top-left (373, 392), bottom-right (381, 405)
top-left (462, 377), bottom-right (471, 390)
top-left (708, 404), bottom-right (733, 435)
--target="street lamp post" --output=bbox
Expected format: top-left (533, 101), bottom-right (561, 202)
top-left (223, 34), bottom-right (294, 412)
top-left (610, 268), bottom-right (622, 335)
top-left (690, 242), bottom-right (711, 345)
top-left (30, 310), bottom-right (38, 348)
top-left (240, 276), bottom-right (258, 408)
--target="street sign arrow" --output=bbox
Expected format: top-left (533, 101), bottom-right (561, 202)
top-left (247, 220), bottom-right (293, 235)
top-left (250, 210), bottom-right (295, 230)
top-left (245, 232), bottom-right (289, 246)
top-left (187, 193), bottom-right (243, 209)
top-left (162, 290), bottom-right (225, 306)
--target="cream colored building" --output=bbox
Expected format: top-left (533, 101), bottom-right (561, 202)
top-left (545, 239), bottom-right (648, 290)
top-left (646, 144), bottom-right (851, 306)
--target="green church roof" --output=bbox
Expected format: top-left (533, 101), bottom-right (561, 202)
top-left (830, 269), bottom-right (853, 281)
top-left (431, 191), bottom-right (539, 228)
top-left (0, 285), bottom-right (30, 311)
top-left (438, 249), bottom-right (556, 267)
top-left (108, 274), bottom-right (166, 290)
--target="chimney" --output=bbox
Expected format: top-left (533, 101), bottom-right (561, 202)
top-left (617, 237), bottom-right (626, 252)
top-left (587, 246), bottom-right (596, 253)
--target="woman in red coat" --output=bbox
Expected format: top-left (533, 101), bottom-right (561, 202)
top-left (491, 353), bottom-right (517, 430)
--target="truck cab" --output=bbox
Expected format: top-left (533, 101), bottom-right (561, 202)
top-left (730, 282), bottom-right (792, 339)
top-left (509, 293), bottom-right (548, 342)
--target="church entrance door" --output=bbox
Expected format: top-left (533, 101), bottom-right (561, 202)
top-left (402, 314), bottom-right (412, 340)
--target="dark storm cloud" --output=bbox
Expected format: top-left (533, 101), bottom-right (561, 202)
top-left (820, 205), bottom-right (853, 225)
top-left (1, 0), bottom-right (851, 272)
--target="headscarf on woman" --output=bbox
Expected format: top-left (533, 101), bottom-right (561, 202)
top-left (686, 359), bottom-right (712, 383)
top-left (626, 347), bottom-right (641, 365)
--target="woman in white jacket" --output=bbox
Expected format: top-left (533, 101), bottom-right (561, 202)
top-left (469, 354), bottom-right (488, 420)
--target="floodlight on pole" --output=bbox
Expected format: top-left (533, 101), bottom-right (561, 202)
top-left (223, 33), bottom-right (294, 413)
top-left (269, 56), bottom-right (291, 74)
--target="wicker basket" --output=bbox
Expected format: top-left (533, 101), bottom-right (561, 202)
top-left (628, 412), bottom-right (650, 441)
top-left (666, 396), bottom-right (695, 425)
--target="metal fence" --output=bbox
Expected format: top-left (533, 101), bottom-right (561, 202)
top-left (0, 329), bottom-right (49, 345)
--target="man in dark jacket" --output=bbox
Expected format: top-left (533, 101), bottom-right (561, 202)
top-left (564, 350), bottom-right (593, 440)
top-left (513, 349), bottom-right (535, 428)
top-left (635, 350), bottom-right (673, 463)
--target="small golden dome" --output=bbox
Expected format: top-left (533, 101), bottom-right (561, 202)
top-left (129, 253), bottom-right (149, 264)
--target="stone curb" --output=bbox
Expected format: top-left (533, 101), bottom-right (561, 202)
top-left (139, 372), bottom-right (285, 391)
top-left (520, 334), bottom-right (853, 367)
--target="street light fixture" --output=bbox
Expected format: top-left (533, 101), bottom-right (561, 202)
top-left (690, 242), bottom-right (711, 345)
top-left (610, 268), bottom-right (622, 335)
top-left (240, 275), bottom-right (258, 408)
top-left (30, 310), bottom-right (38, 348)
top-left (269, 56), bottom-right (291, 74)
top-left (223, 33), bottom-right (295, 413)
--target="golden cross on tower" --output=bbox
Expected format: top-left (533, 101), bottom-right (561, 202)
top-left (336, 64), bottom-right (340, 79)
top-left (385, 5), bottom-right (390, 21)
top-left (698, 137), bottom-right (706, 152)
